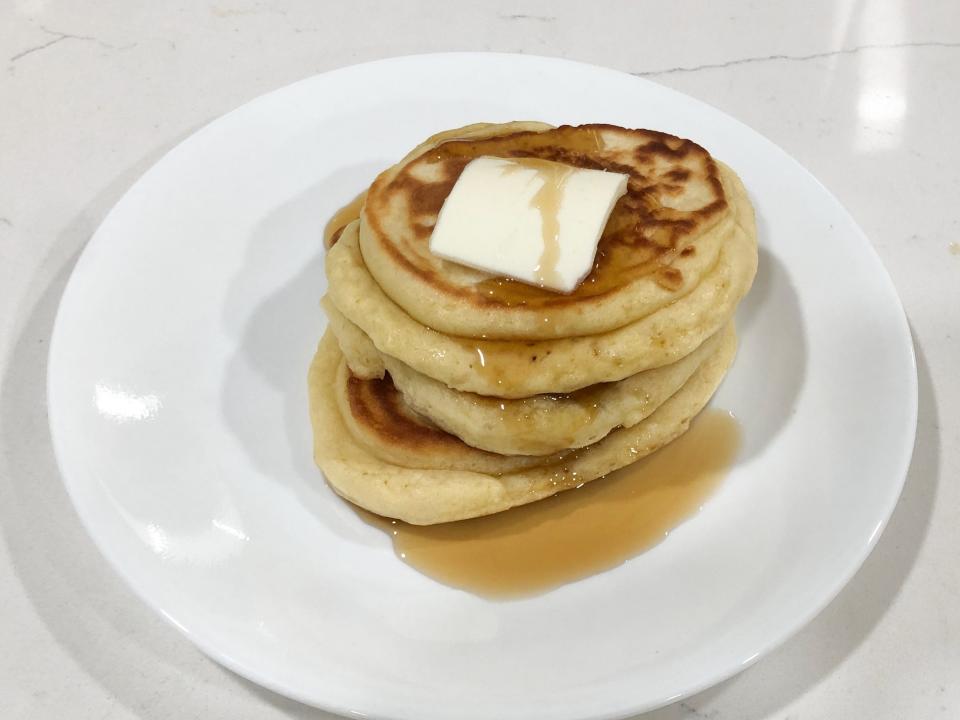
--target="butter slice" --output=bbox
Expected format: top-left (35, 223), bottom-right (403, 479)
top-left (429, 156), bottom-right (629, 293)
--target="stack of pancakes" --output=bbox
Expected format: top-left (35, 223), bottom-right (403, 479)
top-left (310, 122), bottom-right (757, 525)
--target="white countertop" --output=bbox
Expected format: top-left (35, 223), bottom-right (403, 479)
top-left (1, 1), bottom-right (957, 718)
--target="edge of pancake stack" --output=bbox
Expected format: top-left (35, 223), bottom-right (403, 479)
top-left (311, 122), bottom-right (758, 525)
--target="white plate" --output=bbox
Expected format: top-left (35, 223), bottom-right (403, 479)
top-left (47, 54), bottom-right (917, 720)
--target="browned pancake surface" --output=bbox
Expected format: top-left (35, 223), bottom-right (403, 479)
top-left (364, 124), bottom-right (728, 310)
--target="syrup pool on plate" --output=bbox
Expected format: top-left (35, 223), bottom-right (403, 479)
top-left (360, 409), bottom-right (741, 598)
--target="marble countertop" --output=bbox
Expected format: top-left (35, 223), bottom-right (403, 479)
top-left (1, 1), bottom-right (957, 718)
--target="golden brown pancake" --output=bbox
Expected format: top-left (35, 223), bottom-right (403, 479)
top-left (312, 121), bottom-right (757, 525)
top-left (358, 122), bottom-right (735, 340)
top-left (309, 329), bottom-right (737, 525)
top-left (334, 356), bottom-right (564, 474)
top-left (380, 324), bottom-right (732, 456)
top-left (325, 297), bottom-right (733, 455)
top-left (325, 165), bottom-right (755, 398)
top-left (321, 296), bottom-right (385, 380)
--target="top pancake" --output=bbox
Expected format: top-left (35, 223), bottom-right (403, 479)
top-left (326, 159), bottom-right (755, 398)
top-left (358, 121), bottom-right (734, 340)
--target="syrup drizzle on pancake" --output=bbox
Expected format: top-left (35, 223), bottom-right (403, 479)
top-left (498, 157), bottom-right (576, 290)
top-left (372, 125), bottom-right (729, 311)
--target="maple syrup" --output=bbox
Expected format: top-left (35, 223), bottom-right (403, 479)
top-left (360, 410), bottom-right (740, 598)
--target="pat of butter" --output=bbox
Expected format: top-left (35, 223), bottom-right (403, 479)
top-left (429, 156), bottom-right (629, 293)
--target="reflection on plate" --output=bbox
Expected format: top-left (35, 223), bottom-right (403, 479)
top-left (48, 54), bottom-right (916, 720)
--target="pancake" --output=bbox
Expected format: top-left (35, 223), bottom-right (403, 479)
top-left (358, 122), bottom-right (735, 340)
top-left (337, 326), bottom-right (732, 466)
top-left (322, 296), bottom-right (385, 380)
top-left (382, 323), bottom-right (732, 456)
top-left (334, 356), bottom-right (566, 475)
top-left (326, 302), bottom-right (732, 455)
top-left (310, 329), bottom-right (736, 525)
top-left (325, 163), bottom-right (755, 398)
